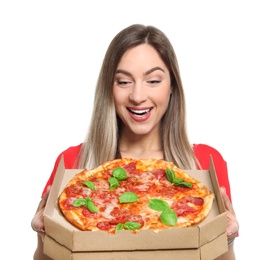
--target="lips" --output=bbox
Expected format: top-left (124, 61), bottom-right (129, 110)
top-left (127, 108), bottom-right (152, 116)
top-left (127, 107), bottom-right (152, 121)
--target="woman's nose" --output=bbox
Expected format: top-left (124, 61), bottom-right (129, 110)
top-left (129, 83), bottom-right (147, 103)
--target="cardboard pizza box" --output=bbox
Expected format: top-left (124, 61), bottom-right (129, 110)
top-left (43, 156), bottom-right (228, 259)
top-left (44, 232), bottom-right (228, 260)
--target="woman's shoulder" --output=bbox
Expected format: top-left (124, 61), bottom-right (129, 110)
top-left (193, 143), bottom-right (224, 156)
top-left (62, 143), bottom-right (82, 155)
top-left (193, 143), bottom-right (226, 169)
top-left (56, 143), bottom-right (83, 168)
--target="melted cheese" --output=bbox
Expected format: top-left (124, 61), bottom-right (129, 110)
top-left (102, 203), bottom-right (117, 219)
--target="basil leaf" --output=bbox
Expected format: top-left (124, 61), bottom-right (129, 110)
top-left (160, 208), bottom-right (178, 226)
top-left (72, 198), bottom-right (87, 207)
top-left (149, 198), bottom-right (170, 211)
top-left (124, 222), bottom-right (141, 230)
top-left (83, 180), bottom-right (95, 190)
top-left (173, 177), bottom-right (184, 184)
top-left (108, 177), bottom-right (119, 190)
top-left (112, 167), bottom-right (128, 180)
top-left (166, 169), bottom-right (192, 188)
top-left (119, 192), bottom-right (138, 203)
top-left (86, 198), bottom-right (99, 213)
top-left (173, 178), bottom-right (193, 188)
top-left (166, 168), bottom-right (175, 182)
top-left (115, 223), bottom-right (123, 232)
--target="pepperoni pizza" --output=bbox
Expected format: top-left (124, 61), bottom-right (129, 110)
top-left (58, 158), bottom-right (214, 234)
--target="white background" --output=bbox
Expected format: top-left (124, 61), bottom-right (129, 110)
top-left (1, 1), bottom-right (273, 259)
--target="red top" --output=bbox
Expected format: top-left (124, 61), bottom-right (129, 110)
top-left (42, 143), bottom-right (231, 201)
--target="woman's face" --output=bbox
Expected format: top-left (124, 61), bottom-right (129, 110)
top-left (113, 44), bottom-right (172, 136)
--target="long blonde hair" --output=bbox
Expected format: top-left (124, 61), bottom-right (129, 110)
top-left (78, 24), bottom-right (197, 170)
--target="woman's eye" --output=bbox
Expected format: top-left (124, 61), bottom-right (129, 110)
top-left (148, 80), bottom-right (161, 85)
top-left (118, 80), bottom-right (131, 86)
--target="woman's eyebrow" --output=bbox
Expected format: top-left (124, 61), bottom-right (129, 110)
top-left (145, 67), bottom-right (165, 75)
top-left (115, 69), bottom-right (132, 77)
top-left (115, 67), bottom-right (165, 76)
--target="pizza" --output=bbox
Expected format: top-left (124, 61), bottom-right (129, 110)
top-left (58, 158), bottom-right (214, 234)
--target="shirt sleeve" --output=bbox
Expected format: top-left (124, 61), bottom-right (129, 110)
top-left (41, 144), bottom-right (82, 197)
top-left (193, 143), bottom-right (232, 202)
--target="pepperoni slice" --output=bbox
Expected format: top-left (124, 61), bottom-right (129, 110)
top-left (62, 197), bottom-right (77, 210)
top-left (110, 207), bottom-right (129, 218)
top-left (123, 162), bottom-right (139, 175)
top-left (156, 186), bottom-right (177, 197)
top-left (171, 201), bottom-right (197, 217)
top-left (97, 221), bottom-right (115, 231)
top-left (91, 190), bottom-right (116, 202)
top-left (82, 208), bottom-right (101, 218)
top-left (109, 207), bottom-right (144, 226)
top-left (65, 184), bottom-right (83, 197)
top-left (128, 214), bottom-right (145, 227)
top-left (185, 196), bottom-right (204, 205)
top-left (109, 207), bottom-right (130, 224)
top-left (151, 169), bottom-right (166, 180)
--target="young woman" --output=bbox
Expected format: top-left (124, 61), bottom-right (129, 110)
top-left (31, 24), bottom-right (239, 259)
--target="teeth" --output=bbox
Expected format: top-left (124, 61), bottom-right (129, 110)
top-left (129, 108), bottom-right (151, 115)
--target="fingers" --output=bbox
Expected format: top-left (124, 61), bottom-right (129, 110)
top-left (31, 206), bottom-right (46, 232)
top-left (220, 186), bottom-right (239, 237)
top-left (226, 221), bottom-right (239, 236)
top-left (220, 186), bottom-right (235, 214)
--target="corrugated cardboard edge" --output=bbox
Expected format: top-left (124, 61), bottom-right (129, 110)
top-left (45, 234), bottom-right (227, 260)
top-left (44, 233), bottom-right (227, 260)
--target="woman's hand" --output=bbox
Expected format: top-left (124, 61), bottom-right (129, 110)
top-left (220, 186), bottom-right (239, 243)
top-left (220, 186), bottom-right (239, 236)
top-left (31, 186), bottom-right (51, 241)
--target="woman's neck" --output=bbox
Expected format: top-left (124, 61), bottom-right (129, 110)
top-left (118, 131), bottom-right (163, 160)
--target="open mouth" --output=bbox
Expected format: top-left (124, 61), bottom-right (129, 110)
top-left (127, 108), bottom-right (152, 116)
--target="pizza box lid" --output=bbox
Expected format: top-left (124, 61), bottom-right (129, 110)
top-left (44, 156), bottom-right (227, 253)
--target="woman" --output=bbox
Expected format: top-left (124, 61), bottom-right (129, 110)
top-left (31, 24), bottom-right (239, 259)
